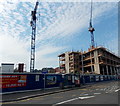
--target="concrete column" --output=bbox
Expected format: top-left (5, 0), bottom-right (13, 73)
top-left (119, 67), bottom-right (120, 75)
top-left (65, 52), bottom-right (70, 73)
top-left (59, 57), bottom-right (61, 69)
top-left (118, 68), bottom-right (119, 75)
top-left (115, 67), bottom-right (117, 75)
top-left (110, 66), bottom-right (113, 75)
top-left (114, 67), bottom-right (116, 75)
top-left (116, 68), bottom-right (119, 75)
top-left (94, 50), bottom-right (100, 74)
top-left (119, 67), bottom-right (120, 74)
top-left (81, 53), bottom-right (84, 75)
top-left (115, 67), bottom-right (118, 75)
top-left (90, 52), bottom-right (93, 73)
top-left (106, 65), bottom-right (109, 75)
top-left (102, 66), bottom-right (105, 75)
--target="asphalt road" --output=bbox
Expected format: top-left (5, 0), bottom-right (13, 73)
top-left (1, 81), bottom-right (120, 105)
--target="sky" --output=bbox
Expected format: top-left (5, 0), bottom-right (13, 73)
top-left (0, 0), bottom-right (119, 71)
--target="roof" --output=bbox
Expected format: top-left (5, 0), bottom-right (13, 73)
top-left (58, 46), bottom-right (120, 59)
top-left (58, 53), bottom-right (65, 57)
top-left (83, 46), bottom-right (120, 59)
top-left (69, 51), bottom-right (79, 55)
top-left (1, 63), bottom-right (14, 65)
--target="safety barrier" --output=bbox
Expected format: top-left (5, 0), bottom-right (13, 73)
top-left (0, 73), bottom-right (119, 93)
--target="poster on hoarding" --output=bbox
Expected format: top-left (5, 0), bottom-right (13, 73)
top-left (96, 76), bottom-right (99, 81)
top-left (101, 76), bottom-right (103, 81)
top-left (46, 76), bottom-right (57, 85)
top-left (90, 76), bottom-right (94, 82)
top-left (72, 76), bottom-right (75, 83)
top-left (35, 75), bottom-right (39, 81)
top-left (0, 75), bottom-right (27, 88)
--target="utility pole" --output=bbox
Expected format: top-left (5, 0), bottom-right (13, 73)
top-left (30, 1), bottom-right (39, 72)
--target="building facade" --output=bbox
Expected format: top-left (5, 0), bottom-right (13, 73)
top-left (58, 52), bottom-right (80, 74)
top-left (1, 63), bottom-right (14, 73)
top-left (58, 47), bottom-right (120, 75)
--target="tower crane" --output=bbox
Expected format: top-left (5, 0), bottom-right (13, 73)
top-left (88, 0), bottom-right (95, 48)
top-left (30, 1), bottom-right (39, 72)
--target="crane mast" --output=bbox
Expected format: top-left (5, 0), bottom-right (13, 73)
top-left (88, 0), bottom-right (95, 48)
top-left (30, 1), bottom-right (39, 72)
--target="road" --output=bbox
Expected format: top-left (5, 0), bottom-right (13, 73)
top-left (1, 81), bottom-right (120, 105)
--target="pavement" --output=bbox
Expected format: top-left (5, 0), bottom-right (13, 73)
top-left (1, 80), bottom-right (119, 105)
top-left (1, 84), bottom-right (91, 103)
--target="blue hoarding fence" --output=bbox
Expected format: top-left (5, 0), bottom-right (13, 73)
top-left (0, 73), bottom-right (119, 93)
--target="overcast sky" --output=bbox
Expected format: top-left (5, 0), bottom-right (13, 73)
top-left (0, 0), bottom-right (118, 71)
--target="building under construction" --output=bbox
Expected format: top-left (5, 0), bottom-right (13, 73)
top-left (58, 46), bottom-right (120, 75)
top-left (58, 1), bottom-right (120, 75)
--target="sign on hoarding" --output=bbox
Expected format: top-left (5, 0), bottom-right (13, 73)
top-left (74, 75), bottom-right (80, 85)
top-left (0, 75), bottom-right (27, 88)
top-left (96, 76), bottom-right (99, 81)
top-left (72, 76), bottom-right (75, 83)
top-left (46, 76), bottom-right (57, 85)
top-left (90, 76), bottom-right (94, 82)
top-left (100, 76), bottom-right (103, 81)
top-left (35, 75), bottom-right (39, 81)
top-left (105, 76), bottom-right (107, 80)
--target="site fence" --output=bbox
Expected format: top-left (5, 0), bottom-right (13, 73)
top-left (0, 73), bottom-right (120, 93)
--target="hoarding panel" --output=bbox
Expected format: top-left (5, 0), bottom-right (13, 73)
top-left (96, 76), bottom-right (99, 81)
top-left (0, 75), bottom-right (27, 88)
top-left (46, 75), bottom-right (57, 85)
top-left (100, 76), bottom-right (103, 81)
